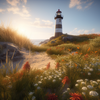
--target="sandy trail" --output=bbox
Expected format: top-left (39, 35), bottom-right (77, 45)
top-left (0, 47), bottom-right (56, 72)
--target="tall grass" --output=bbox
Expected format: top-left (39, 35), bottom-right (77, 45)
top-left (0, 24), bottom-right (47, 52)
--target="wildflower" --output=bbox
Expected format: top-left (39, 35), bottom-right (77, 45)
top-left (67, 88), bottom-right (70, 91)
top-left (89, 91), bottom-right (99, 96)
top-left (77, 47), bottom-right (80, 49)
top-left (81, 82), bottom-right (85, 85)
top-left (82, 92), bottom-right (86, 96)
top-left (87, 85), bottom-right (93, 89)
top-left (95, 51), bottom-right (97, 53)
top-left (46, 62), bottom-right (50, 70)
top-left (75, 84), bottom-right (79, 87)
top-left (74, 63), bottom-right (77, 67)
top-left (85, 79), bottom-right (88, 82)
top-left (82, 87), bottom-right (87, 91)
top-left (80, 53), bottom-right (82, 55)
top-left (62, 59), bottom-right (64, 62)
top-left (52, 79), bottom-right (56, 82)
top-left (92, 81), bottom-right (98, 85)
top-left (97, 79), bottom-right (100, 83)
top-left (88, 72), bottom-right (91, 75)
top-left (75, 52), bottom-right (78, 54)
top-left (72, 53), bottom-right (74, 55)
top-left (84, 54), bottom-right (88, 58)
top-left (76, 79), bottom-right (83, 83)
top-left (38, 81), bottom-right (42, 84)
top-left (69, 93), bottom-right (84, 100)
top-left (32, 96), bottom-right (36, 100)
top-left (62, 76), bottom-right (70, 85)
top-left (29, 92), bottom-right (34, 95)
top-left (22, 61), bottom-right (30, 71)
top-left (44, 77), bottom-right (47, 80)
top-left (87, 47), bottom-right (90, 51)
top-left (46, 93), bottom-right (58, 100)
top-left (55, 62), bottom-right (59, 69)
top-left (34, 84), bottom-right (38, 87)
top-left (59, 78), bottom-right (62, 80)
top-left (63, 90), bottom-right (68, 94)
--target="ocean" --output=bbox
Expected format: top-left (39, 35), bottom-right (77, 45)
top-left (30, 39), bottom-right (46, 46)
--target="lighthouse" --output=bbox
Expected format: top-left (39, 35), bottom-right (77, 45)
top-left (54, 9), bottom-right (63, 37)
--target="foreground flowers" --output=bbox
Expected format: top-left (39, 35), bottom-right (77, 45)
top-left (69, 93), bottom-right (84, 100)
top-left (46, 62), bottom-right (50, 70)
top-left (22, 61), bottom-right (30, 71)
top-left (46, 93), bottom-right (58, 100)
top-left (62, 76), bottom-right (70, 85)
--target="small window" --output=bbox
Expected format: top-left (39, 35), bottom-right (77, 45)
top-left (59, 19), bottom-right (61, 22)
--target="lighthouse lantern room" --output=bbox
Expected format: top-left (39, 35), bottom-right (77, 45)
top-left (54, 9), bottom-right (63, 37)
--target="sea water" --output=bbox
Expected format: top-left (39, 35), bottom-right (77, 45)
top-left (30, 39), bottom-right (46, 46)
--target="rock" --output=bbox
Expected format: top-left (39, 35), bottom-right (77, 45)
top-left (0, 42), bottom-right (24, 62)
top-left (62, 36), bottom-right (73, 42)
top-left (51, 41), bottom-right (56, 43)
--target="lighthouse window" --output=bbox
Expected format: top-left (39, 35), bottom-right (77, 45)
top-left (59, 19), bottom-right (61, 22)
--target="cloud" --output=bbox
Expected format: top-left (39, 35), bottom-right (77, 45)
top-left (69, 0), bottom-right (93, 9)
top-left (69, 0), bottom-right (82, 9)
top-left (69, 28), bottom-right (95, 35)
top-left (7, 6), bottom-right (31, 18)
top-left (0, 9), bottom-right (5, 12)
top-left (23, 0), bottom-right (27, 4)
top-left (85, 2), bottom-right (93, 9)
top-left (6, 0), bottom-right (20, 6)
top-left (31, 18), bottom-right (54, 28)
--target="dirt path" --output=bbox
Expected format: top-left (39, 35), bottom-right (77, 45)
top-left (0, 46), bottom-right (56, 72)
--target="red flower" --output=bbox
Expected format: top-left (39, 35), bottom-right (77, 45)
top-left (46, 62), bottom-right (50, 70)
top-left (46, 93), bottom-right (58, 100)
top-left (69, 93), bottom-right (84, 100)
top-left (85, 54), bottom-right (88, 58)
top-left (62, 76), bottom-right (70, 85)
top-left (23, 61), bottom-right (30, 71)
top-left (55, 62), bottom-right (59, 69)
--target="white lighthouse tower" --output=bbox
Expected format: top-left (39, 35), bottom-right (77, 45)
top-left (54, 9), bottom-right (63, 37)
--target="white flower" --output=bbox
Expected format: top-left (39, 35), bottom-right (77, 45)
top-left (89, 68), bottom-right (93, 71)
top-left (89, 91), bottom-right (99, 96)
top-left (29, 92), bottom-right (34, 95)
top-left (75, 84), bottom-right (79, 87)
top-left (41, 79), bottom-right (43, 81)
top-left (40, 76), bottom-right (43, 78)
top-left (34, 84), bottom-right (38, 87)
top-left (52, 79), bottom-right (56, 82)
top-left (97, 79), bottom-right (100, 83)
top-left (59, 78), bottom-right (62, 80)
top-left (48, 78), bottom-right (51, 80)
top-left (49, 76), bottom-right (52, 78)
top-left (81, 82), bottom-right (86, 85)
top-left (76, 79), bottom-right (83, 83)
top-left (92, 81), bottom-right (98, 85)
top-left (87, 85), bottom-right (93, 89)
top-left (38, 81), bottom-right (42, 84)
top-left (32, 96), bottom-right (36, 100)
top-left (44, 77), bottom-right (47, 79)
top-left (88, 72), bottom-right (91, 75)
top-left (84, 67), bottom-right (87, 69)
top-left (82, 87), bottom-right (87, 91)
top-left (59, 74), bottom-right (62, 76)
top-left (85, 79), bottom-right (88, 82)
top-left (37, 86), bottom-right (41, 89)
top-left (56, 75), bottom-right (59, 78)
top-left (67, 88), bottom-right (70, 91)
top-left (54, 76), bottom-right (57, 78)
top-left (87, 67), bottom-right (90, 69)
top-left (82, 92), bottom-right (86, 96)
top-left (63, 90), bottom-right (68, 94)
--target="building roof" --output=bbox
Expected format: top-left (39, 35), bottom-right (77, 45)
top-left (56, 9), bottom-right (62, 13)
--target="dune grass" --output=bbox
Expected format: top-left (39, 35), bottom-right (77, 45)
top-left (0, 24), bottom-right (47, 52)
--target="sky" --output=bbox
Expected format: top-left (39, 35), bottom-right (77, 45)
top-left (0, 0), bottom-right (100, 39)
